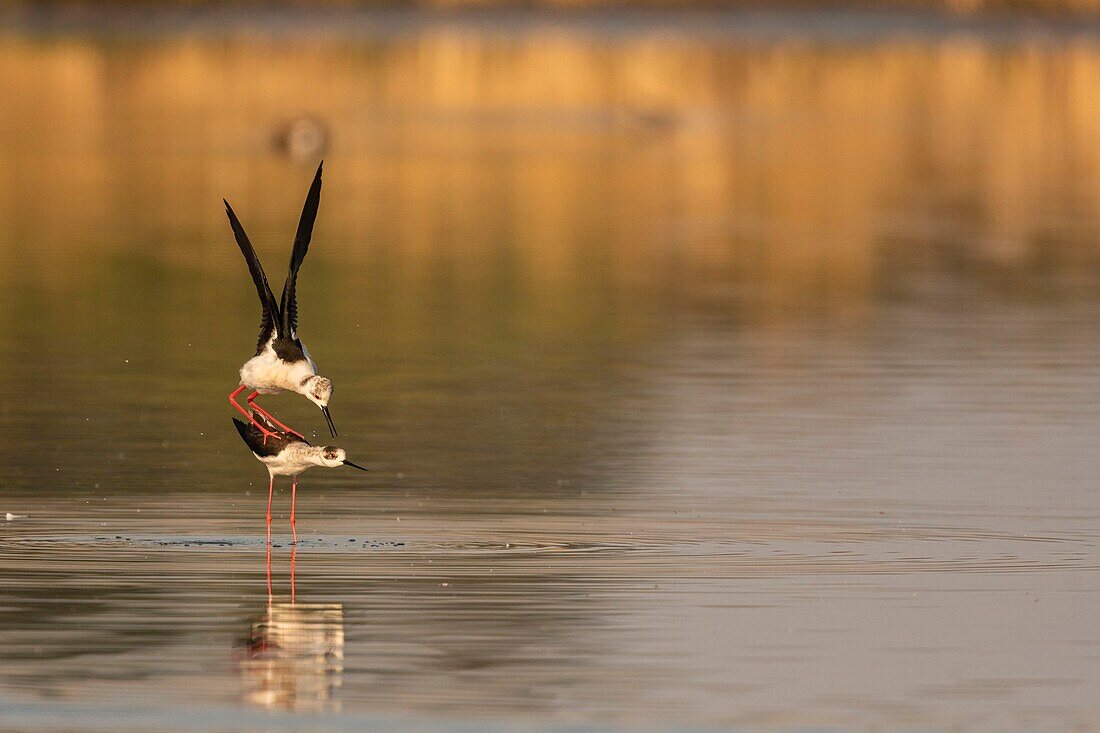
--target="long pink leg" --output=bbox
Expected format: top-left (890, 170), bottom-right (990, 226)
top-left (266, 474), bottom-right (274, 529)
top-left (290, 540), bottom-right (297, 604)
top-left (265, 536), bottom-right (273, 600)
top-left (230, 386), bottom-right (280, 442)
top-left (290, 476), bottom-right (298, 544)
top-left (247, 391), bottom-right (306, 440)
top-left (265, 474), bottom-right (274, 598)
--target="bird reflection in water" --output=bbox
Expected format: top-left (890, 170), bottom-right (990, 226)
top-left (234, 543), bottom-right (345, 711)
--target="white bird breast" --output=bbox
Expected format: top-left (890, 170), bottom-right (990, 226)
top-left (240, 342), bottom-right (316, 394)
top-left (259, 447), bottom-right (316, 477)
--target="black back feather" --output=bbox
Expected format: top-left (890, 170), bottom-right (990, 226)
top-left (273, 337), bottom-right (308, 364)
top-left (232, 416), bottom-right (311, 459)
top-left (279, 161), bottom-right (323, 338)
top-left (224, 199), bottom-right (282, 354)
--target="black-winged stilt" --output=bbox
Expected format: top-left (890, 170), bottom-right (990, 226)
top-left (233, 412), bottom-right (367, 542)
top-left (225, 162), bottom-right (340, 441)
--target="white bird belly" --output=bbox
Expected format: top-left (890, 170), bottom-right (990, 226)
top-left (259, 453), bottom-right (314, 477)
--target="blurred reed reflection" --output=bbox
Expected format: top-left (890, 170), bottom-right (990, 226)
top-left (235, 601), bottom-right (345, 712)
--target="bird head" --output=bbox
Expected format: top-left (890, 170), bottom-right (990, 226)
top-left (301, 375), bottom-right (337, 437)
top-left (302, 375), bottom-right (333, 407)
top-left (313, 446), bottom-right (368, 471)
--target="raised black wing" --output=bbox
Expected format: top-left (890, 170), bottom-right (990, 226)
top-left (279, 161), bottom-right (323, 338)
top-left (225, 199), bottom-right (282, 354)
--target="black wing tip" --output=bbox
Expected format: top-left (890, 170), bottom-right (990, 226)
top-left (232, 415), bottom-right (280, 455)
top-left (232, 417), bottom-right (271, 456)
top-left (231, 417), bottom-right (252, 441)
top-left (223, 199), bottom-right (240, 224)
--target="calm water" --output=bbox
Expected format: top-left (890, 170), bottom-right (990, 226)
top-left (3, 9), bottom-right (1100, 732)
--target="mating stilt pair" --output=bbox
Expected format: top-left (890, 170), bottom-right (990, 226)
top-left (224, 164), bottom-right (368, 538)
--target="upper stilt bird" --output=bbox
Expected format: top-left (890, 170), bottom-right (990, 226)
top-left (225, 162), bottom-right (339, 440)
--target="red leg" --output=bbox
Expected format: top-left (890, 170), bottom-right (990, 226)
top-left (229, 385), bottom-right (249, 417)
top-left (265, 534), bottom-right (273, 600)
top-left (290, 476), bottom-right (298, 543)
top-left (290, 541), bottom-right (297, 604)
top-left (247, 391), bottom-right (305, 440)
top-left (266, 474), bottom-right (274, 527)
top-left (230, 385), bottom-right (280, 443)
top-left (265, 474), bottom-right (274, 599)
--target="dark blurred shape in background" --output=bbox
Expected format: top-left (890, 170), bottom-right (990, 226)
top-left (274, 116), bottom-right (329, 161)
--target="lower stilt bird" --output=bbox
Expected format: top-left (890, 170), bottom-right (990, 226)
top-left (233, 412), bottom-right (367, 542)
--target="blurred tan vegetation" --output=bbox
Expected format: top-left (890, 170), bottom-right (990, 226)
top-left (3, 28), bottom-right (1100, 325)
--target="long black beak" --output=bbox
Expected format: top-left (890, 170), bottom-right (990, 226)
top-left (321, 406), bottom-right (337, 438)
top-left (343, 460), bottom-right (369, 471)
